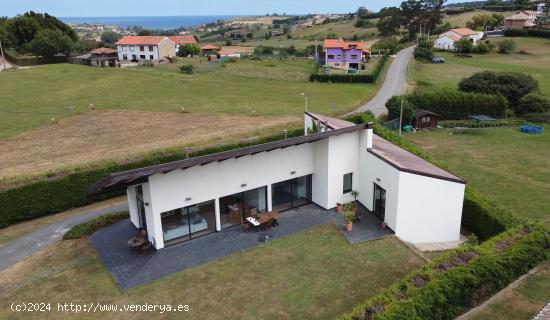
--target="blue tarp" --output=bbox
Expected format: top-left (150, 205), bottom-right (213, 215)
top-left (520, 125), bottom-right (544, 134)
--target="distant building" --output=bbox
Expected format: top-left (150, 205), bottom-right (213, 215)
top-left (201, 44), bottom-right (221, 55)
top-left (115, 36), bottom-right (177, 63)
top-left (168, 35), bottom-right (197, 51)
top-left (412, 109), bottom-right (440, 130)
top-left (504, 12), bottom-right (539, 29)
top-left (90, 47), bottom-right (119, 67)
top-left (323, 38), bottom-right (370, 70)
top-left (434, 28), bottom-right (484, 50)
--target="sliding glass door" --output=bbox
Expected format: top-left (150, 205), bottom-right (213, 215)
top-left (161, 200), bottom-right (216, 245)
top-left (271, 175), bottom-right (312, 212)
top-left (219, 186), bottom-right (268, 229)
top-left (373, 183), bottom-right (386, 221)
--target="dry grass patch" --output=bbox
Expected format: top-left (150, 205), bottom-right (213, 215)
top-left (0, 110), bottom-right (299, 181)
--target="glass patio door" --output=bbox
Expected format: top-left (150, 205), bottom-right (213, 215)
top-left (271, 175), bottom-right (312, 212)
top-left (373, 183), bottom-right (386, 221)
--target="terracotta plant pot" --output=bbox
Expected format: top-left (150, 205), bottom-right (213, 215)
top-left (381, 222), bottom-right (387, 229)
top-left (336, 203), bottom-right (343, 213)
top-left (346, 222), bottom-right (353, 232)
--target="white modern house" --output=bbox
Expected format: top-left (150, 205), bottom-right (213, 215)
top-left (434, 28), bottom-right (484, 50)
top-left (90, 113), bottom-right (466, 250)
top-left (115, 36), bottom-right (177, 62)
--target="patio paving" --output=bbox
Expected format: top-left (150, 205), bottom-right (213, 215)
top-left (90, 204), bottom-right (394, 290)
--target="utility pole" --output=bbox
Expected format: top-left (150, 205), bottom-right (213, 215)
top-left (0, 40), bottom-right (6, 71)
top-left (398, 82), bottom-right (407, 136)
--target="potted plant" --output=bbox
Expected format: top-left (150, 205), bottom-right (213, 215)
top-left (381, 221), bottom-right (387, 229)
top-left (343, 203), bottom-right (355, 232)
top-left (336, 202), bottom-right (344, 213)
top-left (350, 190), bottom-right (360, 215)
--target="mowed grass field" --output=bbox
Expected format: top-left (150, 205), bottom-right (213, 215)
top-left (442, 10), bottom-right (513, 28)
top-left (413, 37), bottom-right (550, 95)
top-left (0, 57), bottom-right (374, 139)
top-left (405, 126), bottom-right (550, 228)
top-left (0, 224), bottom-right (425, 320)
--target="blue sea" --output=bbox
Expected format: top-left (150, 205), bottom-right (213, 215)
top-left (60, 15), bottom-right (239, 29)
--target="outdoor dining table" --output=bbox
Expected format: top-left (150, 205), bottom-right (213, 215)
top-left (244, 211), bottom-right (281, 231)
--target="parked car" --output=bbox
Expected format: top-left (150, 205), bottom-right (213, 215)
top-left (432, 57), bottom-right (445, 64)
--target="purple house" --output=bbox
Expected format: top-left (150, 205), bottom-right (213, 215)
top-left (324, 38), bottom-right (370, 70)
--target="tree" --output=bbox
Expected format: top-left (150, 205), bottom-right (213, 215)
top-left (455, 38), bottom-right (473, 53)
top-left (458, 71), bottom-right (539, 106)
top-left (177, 43), bottom-right (200, 57)
top-left (414, 47), bottom-right (434, 60)
top-left (29, 29), bottom-right (73, 57)
top-left (376, 7), bottom-right (402, 36)
top-left (100, 31), bottom-right (122, 45)
top-left (356, 6), bottom-right (370, 19)
top-left (516, 93), bottom-right (550, 115)
top-left (497, 39), bottom-right (515, 53)
top-left (386, 96), bottom-right (414, 124)
top-left (400, 0), bottom-right (446, 37)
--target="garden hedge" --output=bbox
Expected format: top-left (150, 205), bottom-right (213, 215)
top-left (504, 29), bottom-right (550, 39)
top-left (0, 128), bottom-right (303, 228)
top-left (407, 90), bottom-right (508, 120)
top-left (63, 211), bottom-right (129, 239)
top-left (310, 55), bottom-right (388, 84)
top-left (338, 225), bottom-right (549, 320)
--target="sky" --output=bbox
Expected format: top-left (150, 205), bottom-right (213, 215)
top-left (4, 0), bottom-right (462, 17)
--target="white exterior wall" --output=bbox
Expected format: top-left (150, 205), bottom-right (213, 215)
top-left (141, 182), bottom-right (164, 248)
top-left (395, 172), bottom-right (465, 243)
top-left (127, 186), bottom-right (140, 228)
top-left (434, 36), bottom-right (456, 50)
top-left (117, 45), bottom-right (160, 60)
top-left (325, 133), bottom-right (360, 208)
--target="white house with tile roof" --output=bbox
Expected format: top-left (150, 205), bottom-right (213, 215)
top-left (434, 28), bottom-right (484, 50)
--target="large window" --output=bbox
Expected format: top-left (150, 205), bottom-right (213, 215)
top-left (148, 45), bottom-right (154, 51)
top-left (272, 175), bottom-right (312, 212)
top-left (161, 200), bottom-right (216, 245)
top-left (343, 173), bottom-right (353, 194)
top-left (140, 46), bottom-right (145, 51)
top-left (327, 55), bottom-right (335, 59)
top-left (219, 186), bottom-right (267, 228)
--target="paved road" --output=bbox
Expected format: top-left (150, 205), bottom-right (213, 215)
top-left (352, 45), bottom-right (415, 116)
top-left (0, 204), bottom-right (128, 272)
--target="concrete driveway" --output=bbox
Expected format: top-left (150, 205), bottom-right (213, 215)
top-left (352, 45), bottom-right (415, 116)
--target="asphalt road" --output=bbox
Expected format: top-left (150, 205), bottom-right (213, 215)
top-left (352, 45), bottom-right (415, 116)
top-left (0, 204), bottom-right (128, 272)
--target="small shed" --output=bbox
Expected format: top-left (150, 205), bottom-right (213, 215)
top-left (90, 47), bottom-right (119, 67)
top-left (412, 109), bottom-right (440, 130)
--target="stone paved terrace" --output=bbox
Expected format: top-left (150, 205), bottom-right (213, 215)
top-left (90, 204), bottom-right (394, 290)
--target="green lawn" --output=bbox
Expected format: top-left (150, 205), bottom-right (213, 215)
top-left (413, 37), bottom-right (550, 95)
top-left (404, 126), bottom-right (550, 228)
top-left (0, 58), bottom-right (375, 139)
top-left (0, 224), bottom-right (425, 320)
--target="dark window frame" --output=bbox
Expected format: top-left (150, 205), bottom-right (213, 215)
top-left (343, 173), bottom-right (353, 194)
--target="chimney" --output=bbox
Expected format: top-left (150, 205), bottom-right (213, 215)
top-left (366, 122), bottom-right (373, 149)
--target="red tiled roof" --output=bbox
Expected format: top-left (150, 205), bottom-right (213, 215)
top-left (90, 47), bottom-right (118, 54)
top-left (506, 12), bottom-right (531, 21)
top-left (449, 28), bottom-right (478, 36)
top-left (441, 33), bottom-right (461, 41)
top-left (115, 36), bottom-right (173, 45)
top-left (201, 44), bottom-right (221, 50)
top-left (324, 38), bottom-right (368, 51)
top-left (168, 35), bottom-right (197, 45)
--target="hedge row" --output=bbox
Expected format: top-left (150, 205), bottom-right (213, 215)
top-left (339, 225), bottom-right (549, 320)
top-left (310, 55), bottom-right (389, 84)
top-left (63, 211), bottom-right (129, 239)
top-left (0, 128), bottom-right (303, 228)
top-left (407, 90), bottom-right (508, 120)
top-left (504, 29), bottom-right (550, 39)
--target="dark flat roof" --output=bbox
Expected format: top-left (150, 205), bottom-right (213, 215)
top-left (88, 124), bottom-right (368, 195)
top-left (368, 135), bottom-right (466, 184)
top-left (305, 111), bottom-right (356, 130)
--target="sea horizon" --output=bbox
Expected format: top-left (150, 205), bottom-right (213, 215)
top-left (60, 15), bottom-right (243, 29)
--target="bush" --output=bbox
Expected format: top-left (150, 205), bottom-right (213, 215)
top-left (472, 41), bottom-right (491, 54)
top-left (63, 211), bottom-right (129, 239)
top-left (458, 71), bottom-right (539, 106)
top-left (179, 64), bottom-right (194, 74)
top-left (407, 90), bottom-right (508, 119)
top-left (516, 93), bottom-right (550, 115)
top-left (497, 39), bottom-right (515, 54)
top-left (455, 38), bottom-right (474, 54)
top-left (310, 55), bottom-right (388, 84)
top-left (372, 38), bottom-right (402, 55)
top-left (522, 112), bottom-right (550, 124)
top-left (504, 28), bottom-right (550, 39)
top-left (414, 47), bottom-right (434, 61)
top-left (386, 96), bottom-right (414, 124)
top-left (338, 225), bottom-right (548, 320)
top-left (0, 128), bottom-right (305, 228)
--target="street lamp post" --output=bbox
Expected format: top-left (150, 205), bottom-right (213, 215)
top-left (300, 92), bottom-right (308, 112)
